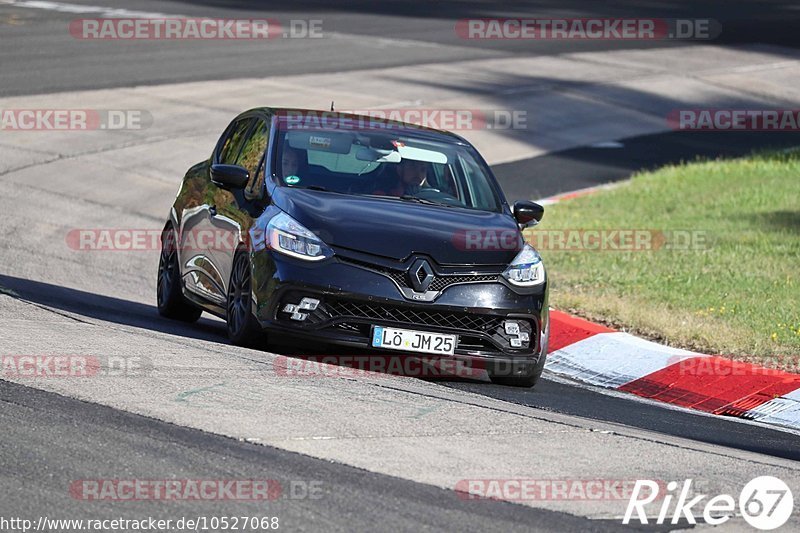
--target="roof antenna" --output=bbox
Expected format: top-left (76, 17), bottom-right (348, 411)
top-left (330, 101), bottom-right (335, 112)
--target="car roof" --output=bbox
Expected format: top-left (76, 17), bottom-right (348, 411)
top-left (239, 107), bottom-right (471, 145)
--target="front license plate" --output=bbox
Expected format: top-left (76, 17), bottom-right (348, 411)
top-left (371, 326), bottom-right (457, 356)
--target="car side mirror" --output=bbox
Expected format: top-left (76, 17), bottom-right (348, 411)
top-left (211, 164), bottom-right (249, 189)
top-left (513, 201), bottom-right (544, 228)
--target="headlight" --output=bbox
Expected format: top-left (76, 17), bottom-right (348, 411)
top-left (502, 244), bottom-right (545, 286)
top-left (267, 212), bottom-right (332, 261)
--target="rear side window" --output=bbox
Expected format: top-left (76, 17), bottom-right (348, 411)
top-left (218, 118), bottom-right (253, 164)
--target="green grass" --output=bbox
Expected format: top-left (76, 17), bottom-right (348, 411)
top-left (528, 150), bottom-right (800, 363)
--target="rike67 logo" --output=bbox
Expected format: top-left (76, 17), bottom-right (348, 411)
top-left (624, 476), bottom-right (794, 529)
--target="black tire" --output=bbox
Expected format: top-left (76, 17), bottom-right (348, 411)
top-left (157, 226), bottom-right (202, 323)
top-left (488, 353), bottom-right (546, 388)
top-left (489, 327), bottom-right (549, 388)
top-left (226, 250), bottom-right (263, 346)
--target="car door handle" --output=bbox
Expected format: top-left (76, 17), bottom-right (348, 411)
top-left (209, 205), bottom-right (217, 216)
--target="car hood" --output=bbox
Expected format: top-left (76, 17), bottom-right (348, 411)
top-left (272, 188), bottom-right (522, 265)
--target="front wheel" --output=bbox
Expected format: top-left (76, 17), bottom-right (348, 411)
top-left (157, 227), bottom-right (202, 323)
top-left (226, 251), bottom-right (263, 347)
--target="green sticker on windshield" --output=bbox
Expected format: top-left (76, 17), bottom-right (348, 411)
top-left (285, 175), bottom-right (300, 185)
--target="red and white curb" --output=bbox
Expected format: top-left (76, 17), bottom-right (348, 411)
top-left (545, 311), bottom-right (800, 432)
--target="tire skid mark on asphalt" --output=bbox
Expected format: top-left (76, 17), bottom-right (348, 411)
top-left (175, 382), bottom-right (227, 403)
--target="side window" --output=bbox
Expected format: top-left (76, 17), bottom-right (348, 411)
top-left (218, 118), bottom-right (253, 164)
top-left (237, 120), bottom-right (269, 179)
top-left (432, 164), bottom-right (462, 200)
top-left (459, 155), bottom-right (498, 211)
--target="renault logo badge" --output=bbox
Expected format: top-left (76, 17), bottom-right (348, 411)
top-left (408, 258), bottom-right (434, 293)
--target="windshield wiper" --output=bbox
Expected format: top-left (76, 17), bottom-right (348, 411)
top-left (399, 195), bottom-right (455, 208)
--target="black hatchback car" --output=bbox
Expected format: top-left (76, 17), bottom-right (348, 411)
top-left (157, 108), bottom-right (549, 387)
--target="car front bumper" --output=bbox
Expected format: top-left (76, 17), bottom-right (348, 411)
top-left (250, 251), bottom-right (549, 366)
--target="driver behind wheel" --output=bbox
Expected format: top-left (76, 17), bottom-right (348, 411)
top-left (281, 146), bottom-right (308, 183)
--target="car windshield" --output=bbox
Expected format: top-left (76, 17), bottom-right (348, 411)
top-left (272, 117), bottom-right (503, 212)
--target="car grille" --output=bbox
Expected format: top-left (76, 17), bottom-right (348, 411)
top-left (275, 294), bottom-right (537, 354)
top-left (428, 274), bottom-right (498, 291)
top-left (325, 299), bottom-right (501, 332)
top-left (339, 257), bottom-right (499, 292)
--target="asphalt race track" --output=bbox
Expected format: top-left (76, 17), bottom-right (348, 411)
top-left (1, 379), bottom-right (619, 532)
top-left (3, 0), bottom-right (799, 97)
top-left (1, 1), bottom-right (800, 531)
